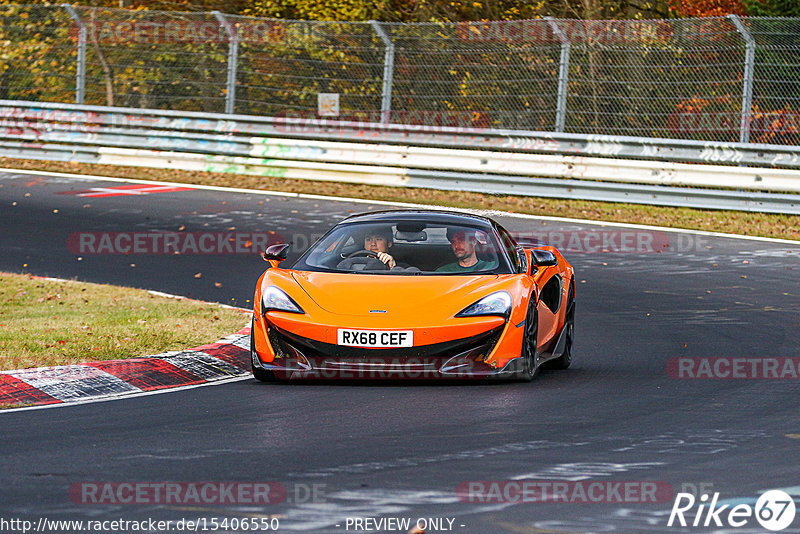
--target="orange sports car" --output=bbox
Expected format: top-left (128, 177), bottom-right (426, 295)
top-left (250, 210), bottom-right (575, 381)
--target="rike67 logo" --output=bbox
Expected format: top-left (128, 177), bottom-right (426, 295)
top-left (668, 490), bottom-right (796, 531)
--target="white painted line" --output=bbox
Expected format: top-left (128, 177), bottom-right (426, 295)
top-left (2, 167), bottom-right (798, 245)
top-left (0, 375), bottom-right (253, 414)
top-left (0, 167), bottom-right (305, 198)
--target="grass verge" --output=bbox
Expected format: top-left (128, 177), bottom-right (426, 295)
top-left (2, 157), bottom-right (799, 241)
top-left (0, 272), bottom-right (248, 371)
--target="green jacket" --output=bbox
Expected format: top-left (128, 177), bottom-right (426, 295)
top-left (435, 259), bottom-right (494, 273)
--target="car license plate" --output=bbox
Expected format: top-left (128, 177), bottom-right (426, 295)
top-left (337, 329), bottom-right (413, 348)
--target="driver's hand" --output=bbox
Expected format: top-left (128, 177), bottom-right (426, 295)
top-left (376, 252), bottom-right (396, 269)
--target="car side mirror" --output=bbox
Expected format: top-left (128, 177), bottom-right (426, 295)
top-left (263, 243), bottom-right (290, 267)
top-left (531, 249), bottom-right (558, 268)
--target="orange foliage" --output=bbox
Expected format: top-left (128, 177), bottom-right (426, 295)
top-left (670, 97), bottom-right (800, 144)
top-left (669, 0), bottom-right (746, 17)
top-left (750, 104), bottom-right (800, 144)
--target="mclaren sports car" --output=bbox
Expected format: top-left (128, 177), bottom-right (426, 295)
top-left (250, 210), bottom-right (575, 381)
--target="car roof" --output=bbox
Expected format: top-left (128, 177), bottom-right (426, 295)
top-left (339, 209), bottom-right (496, 229)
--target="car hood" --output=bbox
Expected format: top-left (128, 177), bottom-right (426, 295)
top-left (287, 270), bottom-right (503, 317)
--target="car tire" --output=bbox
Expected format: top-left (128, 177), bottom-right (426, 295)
top-left (250, 318), bottom-right (276, 382)
top-left (544, 280), bottom-right (574, 370)
top-left (520, 296), bottom-right (539, 382)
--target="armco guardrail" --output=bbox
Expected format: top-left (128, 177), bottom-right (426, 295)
top-left (4, 100), bottom-right (800, 169)
top-left (1, 100), bottom-right (800, 214)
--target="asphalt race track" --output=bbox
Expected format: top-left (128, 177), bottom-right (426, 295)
top-left (1, 169), bottom-right (799, 534)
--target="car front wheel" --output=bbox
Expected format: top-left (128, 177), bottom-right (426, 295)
top-left (520, 297), bottom-right (539, 382)
top-left (544, 280), bottom-right (574, 370)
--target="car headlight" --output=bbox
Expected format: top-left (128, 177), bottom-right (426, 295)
top-left (261, 286), bottom-right (304, 314)
top-left (455, 291), bottom-right (512, 319)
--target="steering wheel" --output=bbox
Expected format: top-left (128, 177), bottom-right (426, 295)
top-left (344, 249), bottom-right (379, 259)
top-left (336, 249), bottom-right (390, 271)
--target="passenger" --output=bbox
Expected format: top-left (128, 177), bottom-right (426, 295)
top-left (436, 228), bottom-right (494, 272)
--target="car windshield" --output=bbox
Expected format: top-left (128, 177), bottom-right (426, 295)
top-left (292, 221), bottom-right (512, 275)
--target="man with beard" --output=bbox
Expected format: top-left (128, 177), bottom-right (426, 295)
top-left (436, 227), bottom-right (494, 272)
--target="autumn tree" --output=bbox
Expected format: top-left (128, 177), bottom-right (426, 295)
top-left (668, 0), bottom-right (746, 16)
top-left (743, 0), bottom-right (800, 17)
top-left (244, 0), bottom-right (676, 21)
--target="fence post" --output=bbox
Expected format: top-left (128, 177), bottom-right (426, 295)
top-left (728, 15), bottom-right (756, 144)
top-left (62, 4), bottom-right (86, 105)
top-left (370, 21), bottom-right (394, 124)
top-left (213, 11), bottom-right (239, 114)
top-left (545, 17), bottom-right (570, 133)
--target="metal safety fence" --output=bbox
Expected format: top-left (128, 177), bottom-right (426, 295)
top-left (0, 5), bottom-right (799, 146)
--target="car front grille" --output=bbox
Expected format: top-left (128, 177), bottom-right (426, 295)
top-left (267, 322), bottom-right (504, 367)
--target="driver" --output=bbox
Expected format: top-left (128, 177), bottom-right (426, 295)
top-left (364, 227), bottom-right (397, 269)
